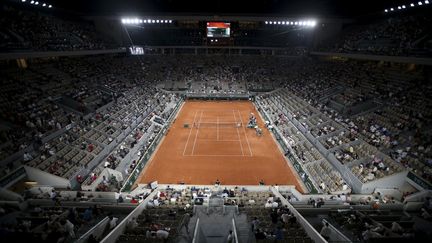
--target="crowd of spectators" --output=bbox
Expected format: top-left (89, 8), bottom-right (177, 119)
top-left (0, 5), bottom-right (114, 52)
top-left (259, 58), bottom-right (430, 185)
top-left (318, 14), bottom-right (431, 57)
top-left (0, 55), bottom-right (180, 186)
top-left (0, 203), bottom-right (118, 243)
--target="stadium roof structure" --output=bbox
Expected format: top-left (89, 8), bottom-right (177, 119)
top-left (46, 0), bottom-right (402, 17)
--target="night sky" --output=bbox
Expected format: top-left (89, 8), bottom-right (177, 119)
top-left (44, 0), bottom-right (410, 17)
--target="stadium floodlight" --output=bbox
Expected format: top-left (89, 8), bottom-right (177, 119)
top-left (410, 3), bottom-right (415, 6)
top-left (269, 21), bottom-right (273, 24)
top-left (121, 19), bottom-right (126, 24)
top-left (30, 0), bottom-right (34, 3)
top-left (156, 20), bottom-right (160, 23)
top-left (152, 20), bottom-right (155, 23)
top-left (169, 20), bottom-right (172, 23)
top-left (277, 21), bottom-right (281, 24)
top-left (390, 8), bottom-right (394, 11)
top-left (35, 1), bottom-right (39, 5)
top-left (294, 21), bottom-right (298, 25)
top-left (143, 20), bottom-right (147, 23)
top-left (402, 5), bottom-right (406, 8)
top-left (397, 6), bottom-right (401, 9)
top-left (22, 0), bottom-right (26, 2)
top-left (418, 1), bottom-right (423, 5)
top-left (147, 19), bottom-right (151, 23)
top-left (290, 21), bottom-right (294, 25)
top-left (42, 3), bottom-right (46, 7)
top-left (139, 19), bottom-right (143, 23)
top-left (311, 20), bottom-right (317, 27)
top-left (384, 9), bottom-right (388, 12)
top-left (425, 0), bottom-right (429, 4)
top-left (265, 21), bottom-right (268, 24)
top-left (282, 21), bottom-right (285, 25)
top-left (48, 4), bottom-right (52, 8)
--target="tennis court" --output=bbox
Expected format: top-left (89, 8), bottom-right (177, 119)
top-left (138, 100), bottom-right (304, 191)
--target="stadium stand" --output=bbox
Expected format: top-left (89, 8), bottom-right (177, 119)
top-left (1, 2), bottom-right (432, 242)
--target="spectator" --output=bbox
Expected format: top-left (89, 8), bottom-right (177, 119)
top-left (320, 222), bottom-right (331, 240)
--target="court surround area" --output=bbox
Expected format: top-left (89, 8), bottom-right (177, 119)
top-left (139, 100), bottom-right (303, 190)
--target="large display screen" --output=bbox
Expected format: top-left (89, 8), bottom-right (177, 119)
top-left (206, 22), bottom-right (230, 37)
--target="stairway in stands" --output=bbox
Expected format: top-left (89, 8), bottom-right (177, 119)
top-left (178, 197), bottom-right (255, 243)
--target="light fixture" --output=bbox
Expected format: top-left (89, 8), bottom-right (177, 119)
top-left (402, 5), bottom-right (406, 8)
top-left (384, 9), bottom-right (388, 12)
top-left (48, 4), bottom-right (52, 8)
top-left (425, 0), bottom-right (429, 4)
top-left (30, 0), bottom-right (34, 3)
top-left (410, 3), bottom-right (415, 6)
top-left (390, 8), bottom-right (394, 11)
top-left (418, 1), bottom-right (423, 5)
top-left (35, 1), bottom-right (39, 5)
top-left (169, 20), bottom-right (172, 23)
top-left (42, 3), bottom-right (46, 7)
top-left (397, 6), bottom-right (401, 9)
top-left (22, 0), bottom-right (26, 2)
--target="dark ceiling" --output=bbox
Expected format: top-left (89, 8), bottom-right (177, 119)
top-left (41, 0), bottom-right (419, 17)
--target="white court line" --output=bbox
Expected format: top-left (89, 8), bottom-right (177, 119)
top-left (198, 139), bottom-right (241, 142)
top-left (233, 110), bottom-right (245, 156)
top-left (183, 110), bottom-right (198, 156)
top-left (191, 110), bottom-right (204, 155)
top-left (183, 154), bottom-right (247, 157)
top-left (237, 110), bottom-right (253, 156)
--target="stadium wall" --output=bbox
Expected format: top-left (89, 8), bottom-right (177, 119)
top-left (24, 165), bottom-right (71, 188)
top-left (311, 52), bottom-right (432, 65)
top-left (360, 170), bottom-right (409, 194)
top-left (100, 190), bottom-right (158, 243)
top-left (0, 49), bottom-right (126, 60)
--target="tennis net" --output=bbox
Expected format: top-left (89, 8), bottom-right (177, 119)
top-left (194, 122), bottom-right (242, 128)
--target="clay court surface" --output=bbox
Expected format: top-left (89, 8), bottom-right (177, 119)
top-left (139, 100), bottom-right (303, 190)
